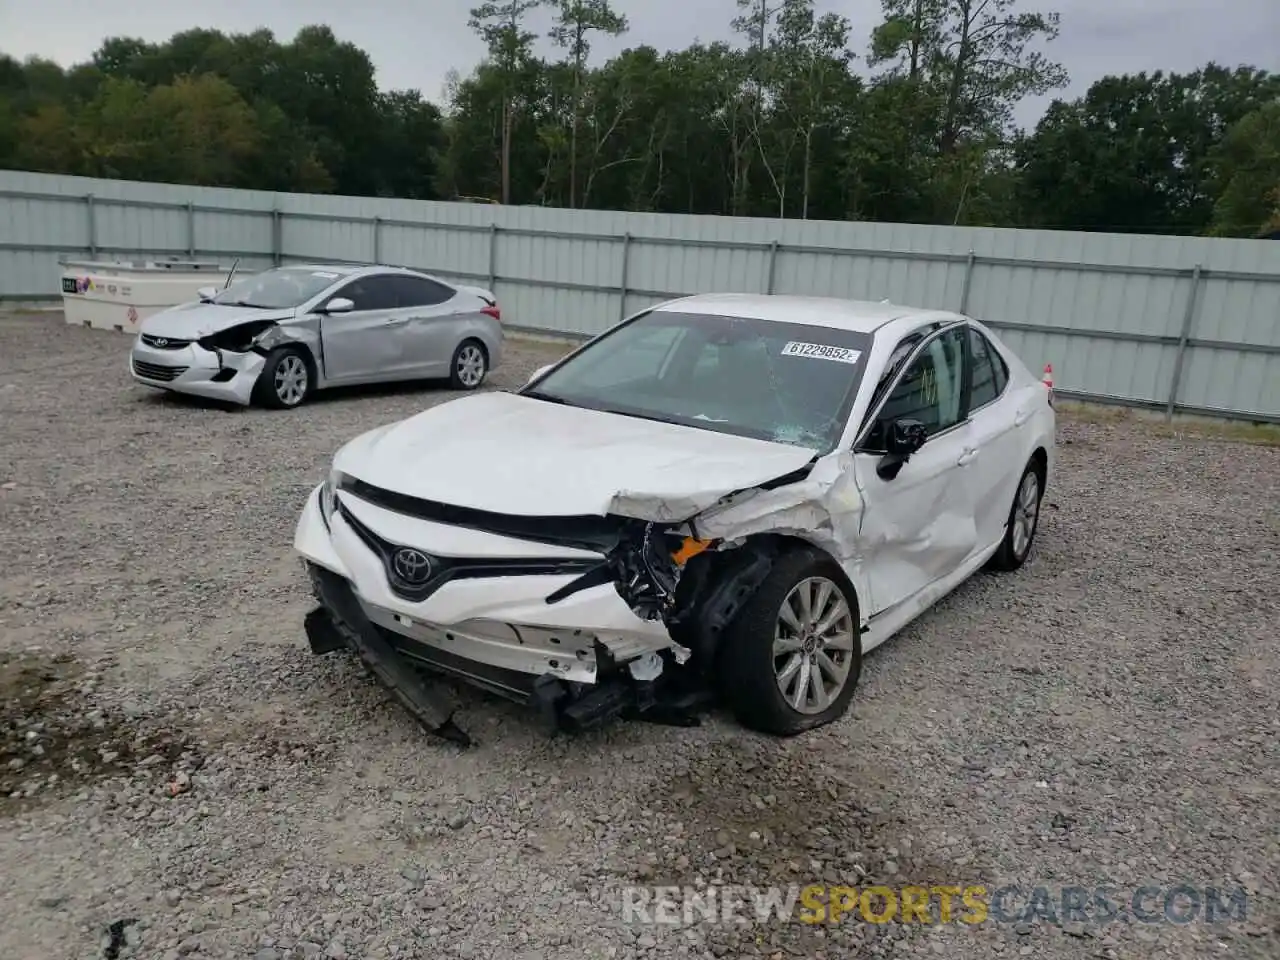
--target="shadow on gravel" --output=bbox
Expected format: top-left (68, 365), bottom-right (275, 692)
top-left (0, 651), bottom-right (191, 813)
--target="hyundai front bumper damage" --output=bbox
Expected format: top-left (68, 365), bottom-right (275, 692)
top-left (294, 459), bottom-right (848, 745)
top-left (130, 321), bottom-right (305, 406)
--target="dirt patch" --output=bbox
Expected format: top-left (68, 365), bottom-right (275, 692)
top-left (0, 651), bottom-right (189, 812)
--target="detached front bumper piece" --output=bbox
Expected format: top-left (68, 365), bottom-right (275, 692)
top-left (303, 562), bottom-right (710, 744)
top-left (305, 564), bottom-right (471, 745)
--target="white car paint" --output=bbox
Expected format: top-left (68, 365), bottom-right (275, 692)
top-left (332, 390), bottom-right (820, 520)
top-left (294, 293), bottom-right (1055, 725)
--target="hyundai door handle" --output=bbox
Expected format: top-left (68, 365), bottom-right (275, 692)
top-left (383, 318), bottom-right (409, 326)
top-left (956, 449), bottom-right (978, 466)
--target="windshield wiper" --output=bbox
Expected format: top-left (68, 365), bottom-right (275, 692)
top-left (522, 389), bottom-right (574, 407)
top-left (229, 300), bottom-right (271, 309)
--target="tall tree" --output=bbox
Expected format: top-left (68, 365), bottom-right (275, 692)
top-left (1209, 101), bottom-right (1280, 237)
top-left (1017, 66), bottom-right (1279, 233)
top-left (548, 0), bottom-right (628, 208)
top-left (468, 0), bottom-right (542, 204)
top-left (765, 0), bottom-right (857, 219)
top-left (870, 0), bottom-right (1067, 152)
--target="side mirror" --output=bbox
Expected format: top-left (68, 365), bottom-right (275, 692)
top-left (197, 286), bottom-right (218, 302)
top-left (323, 297), bottom-right (355, 314)
top-left (886, 419), bottom-right (928, 456)
top-left (527, 363), bottom-right (553, 386)
top-left (876, 419), bottom-right (928, 481)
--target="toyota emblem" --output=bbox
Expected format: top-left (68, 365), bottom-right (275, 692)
top-left (392, 548), bottom-right (432, 585)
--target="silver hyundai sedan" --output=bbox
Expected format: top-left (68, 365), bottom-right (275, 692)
top-left (129, 264), bottom-right (504, 409)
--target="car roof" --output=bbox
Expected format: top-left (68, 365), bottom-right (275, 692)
top-left (276, 263), bottom-right (455, 285)
top-left (652, 293), bottom-right (961, 334)
top-left (277, 263), bottom-right (362, 276)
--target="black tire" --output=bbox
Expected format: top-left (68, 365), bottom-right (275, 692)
top-left (719, 547), bottom-right (863, 736)
top-left (449, 339), bottom-right (488, 390)
top-left (252, 346), bottom-right (313, 409)
top-left (987, 458), bottom-right (1044, 571)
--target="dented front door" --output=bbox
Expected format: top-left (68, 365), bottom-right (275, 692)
top-left (850, 325), bottom-right (980, 616)
top-left (319, 275), bottom-right (407, 382)
top-left (852, 423), bottom-right (980, 616)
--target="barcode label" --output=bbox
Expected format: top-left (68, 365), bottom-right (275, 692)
top-left (780, 341), bottom-right (862, 364)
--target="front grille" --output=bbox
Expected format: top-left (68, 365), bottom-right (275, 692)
top-left (140, 334), bottom-right (190, 350)
top-left (132, 359), bottom-right (187, 382)
top-left (334, 498), bottom-right (598, 603)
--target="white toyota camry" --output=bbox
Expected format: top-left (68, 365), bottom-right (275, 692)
top-left (294, 293), bottom-right (1055, 744)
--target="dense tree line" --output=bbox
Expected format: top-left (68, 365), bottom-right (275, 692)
top-left (0, 1), bottom-right (1276, 238)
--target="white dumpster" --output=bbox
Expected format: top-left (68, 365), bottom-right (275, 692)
top-left (58, 258), bottom-right (244, 334)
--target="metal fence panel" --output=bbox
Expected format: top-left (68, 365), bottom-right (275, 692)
top-left (2, 168), bottom-right (1278, 421)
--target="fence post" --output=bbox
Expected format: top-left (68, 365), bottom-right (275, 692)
top-left (766, 240), bottom-right (780, 294)
top-left (1165, 263), bottom-right (1203, 422)
top-left (372, 217), bottom-right (383, 265)
top-left (618, 232), bottom-right (632, 323)
top-left (271, 209), bottom-right (282, 267)
top-left (487, 222), bottom-right (498, 292)
top-left (86, 194), bottom-right (97, 259)
top-left (959, 250), bottom-right (976, 314)
top-left (186, 202), bottom-right (195, 257)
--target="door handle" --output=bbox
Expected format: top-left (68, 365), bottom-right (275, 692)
top-left (383, 318), bottom-right (409, 327)
top-left (956, 448), bottom-right (978, 467)
top-left (1014, 408), bottom-right (1030, 426)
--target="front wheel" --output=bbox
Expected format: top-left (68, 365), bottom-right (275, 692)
top-left (449, 339), bottom-right (488, 390)
top-left (253, 347), bottom-right (312, 409)
top-left (988, 460), bottom-right (1043, 571)
top-left (719, 548), bottom-right (862, 736)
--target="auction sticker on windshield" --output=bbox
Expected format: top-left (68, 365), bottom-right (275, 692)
top-left (781, 341), bottom-right (862, 364)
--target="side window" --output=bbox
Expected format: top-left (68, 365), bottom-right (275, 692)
top-left (967, 328), bottom-right (997, 409)
top-left (863, 327), bottom-right (967, 450)
top-left (394, 275), bottom-right (455, 307)
top-left (330, 276), bottom-right (397, 311)
top-left (990, 338), bottom-right (1009, 393)
top-left (967, 327), bottom-right (1009, 409)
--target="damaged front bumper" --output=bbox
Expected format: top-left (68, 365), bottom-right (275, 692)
top-left (293, 484), bottom-right (728, 741)
top-left (129, 337), bottom-right (265, 405)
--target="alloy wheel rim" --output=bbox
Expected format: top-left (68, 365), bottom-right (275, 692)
top-left (457, 345), bottom-right (485, 387)
top-left (1011, 472), bottom-right (1040, 558)
top-left (773, 576), bottom-right (856, 715)
top-left (275, 355), bottom-right (307, 405)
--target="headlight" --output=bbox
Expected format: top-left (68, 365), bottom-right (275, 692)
top-left (252, 325), bottom-right (291, 350)
top-left (320, 468), bottom-right (341, 521)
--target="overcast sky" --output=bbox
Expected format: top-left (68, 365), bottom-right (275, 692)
top-left (1, 0), bottom-right (1277, 128)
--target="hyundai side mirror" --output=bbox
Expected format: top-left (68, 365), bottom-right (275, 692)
top-left (196, 286), bottom-right (218, 302)
top-left (877, 418), bottom-right (928, 480)
top-left (323, 297), bottom-right (355, 314)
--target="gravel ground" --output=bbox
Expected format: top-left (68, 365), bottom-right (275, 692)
top-left (1, 308), bottom-right (1277, 960)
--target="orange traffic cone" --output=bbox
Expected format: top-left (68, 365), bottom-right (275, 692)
top-left (1041, 363), bottom-right (1053, 389)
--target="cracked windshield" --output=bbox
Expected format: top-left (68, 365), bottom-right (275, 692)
top-left (526, 311), bottom-right (873, 451)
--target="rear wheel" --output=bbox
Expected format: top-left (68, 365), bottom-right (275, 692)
top-left (449, 339), bottom-right (488, 390)
top-left (253, 347), bottom-right (313, 409)
top-left (720, 548), bottom-right (862, 736)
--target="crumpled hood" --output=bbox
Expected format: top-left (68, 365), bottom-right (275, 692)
top-left (333, 391), bottom-right (819, 521)
top-left (138, 301), bottom-right (295, 340)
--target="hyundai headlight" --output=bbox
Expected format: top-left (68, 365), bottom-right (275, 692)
top-left (252, 325), bottom-right (291, 351)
